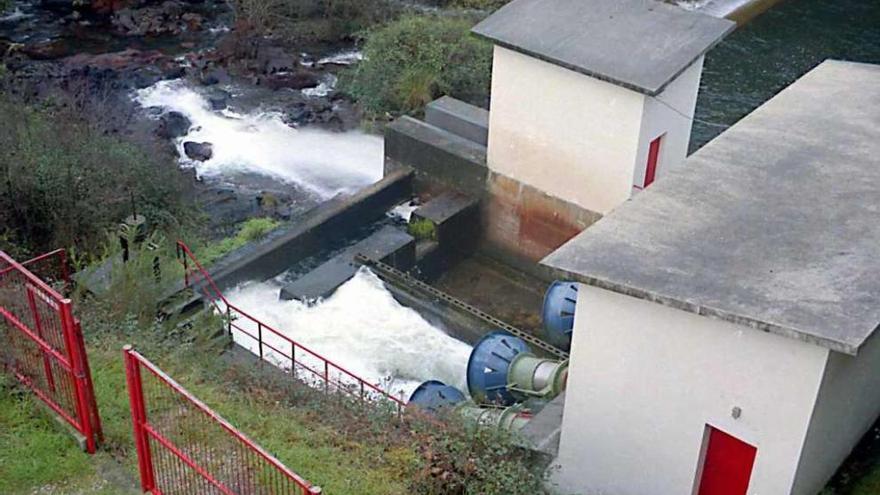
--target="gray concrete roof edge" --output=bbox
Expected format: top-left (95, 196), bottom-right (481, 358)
top-left (471, 20), bottom-right (736, 96)
top-left (543, 264), bottom-right (862, 356)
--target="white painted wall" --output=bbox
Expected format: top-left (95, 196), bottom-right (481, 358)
top-left (632, 57), bottom-right (704, 191)
top-left (792, 332), bottom-right (880, 494)
top-left (552, 285), bottom-right (829, 495)
top-left (486, 46), bottom-right (645, 215)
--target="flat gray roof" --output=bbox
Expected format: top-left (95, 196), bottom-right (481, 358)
top-left (542, 61), bottom-right (880, 355)
top-left (471, 0), bottom-right (735, 96)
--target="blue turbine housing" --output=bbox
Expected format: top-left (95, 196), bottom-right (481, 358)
top-left (466, 331), bottom-right (530, 406)
top-left (407, 380), bottom-right (467, 413)
top-left (541, 281), bottom-right (578, 351)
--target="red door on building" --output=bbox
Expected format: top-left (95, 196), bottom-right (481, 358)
top-left (644, 135), bottom-right (662, 187)
top-left (697, 426), bottom-right (757, 495)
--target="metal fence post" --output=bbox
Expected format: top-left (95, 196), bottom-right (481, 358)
top-left (124, 346), bottom-right (156, 492)
top-left (75, 319), bottom-right (103, 443)
top-left (257, 321), bottom-right (264, 361)
top-left (60, 300), bottom-right (96, 454)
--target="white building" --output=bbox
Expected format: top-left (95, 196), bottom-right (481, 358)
top-left (473, 0), bottom-right (734, 216)
top-left (542, 60), bottom-right (880, 494)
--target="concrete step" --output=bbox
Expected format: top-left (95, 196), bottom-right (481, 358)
top-left (411, 192), bottom-right (480, 279)
top-left (279, 225), bottom-right (415, 301)
top-left (425, 96), bottom-right (489, 146)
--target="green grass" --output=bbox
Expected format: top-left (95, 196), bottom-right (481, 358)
top-left (0, 376), bottom-right (95, 494)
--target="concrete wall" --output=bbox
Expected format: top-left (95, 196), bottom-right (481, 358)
top-left (482, 171), bottom-right (601, 265)
top-left (487, 46), bottom-right (645, 215)
top-left (553, 285), bottom-right (829, 495)
top-left (632, 57), bottom-right (704, 191)
top-left (792, 333), bottom-right (880, 494)
top-left (384, 109), bottom-right (601, 269)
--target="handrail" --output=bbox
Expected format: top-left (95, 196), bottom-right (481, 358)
top-left (175, 240), bottom-right (406, 414)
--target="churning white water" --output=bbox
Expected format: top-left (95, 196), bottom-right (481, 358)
top-left (225, 268), bottom-right (472, 399)
top-left (135, 80), bottom-right (383, 199)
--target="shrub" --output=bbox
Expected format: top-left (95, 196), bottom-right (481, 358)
top-left (230, 0), bottom-right (399, 42)
top-left (196, 217), bottom-right (281, 266)
top-left (408, 218), bottom-right (437, 241)
top-left (0, 97), bottom-right (191, 259)
top-left (340, 15), bottom-right (493, 118)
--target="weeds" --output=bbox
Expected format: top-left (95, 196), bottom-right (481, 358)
top-left (408, 218), bottom-right (438, 241)
top-left (195, 217), bottom-right (282, 266)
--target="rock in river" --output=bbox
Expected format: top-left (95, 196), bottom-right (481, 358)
top-left (184, 141), bottom-right (213, 161)
top-left (157, 111), bottom-right (191, 139)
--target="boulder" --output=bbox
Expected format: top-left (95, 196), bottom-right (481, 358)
top-left (261, 71), bottom-right (320, 91)
top-left (158, 111), bottom-right (191, 139)
top-left (201, 67), bottom-right (230, 86)
top-left (184, 141), bottom-right (213, 161)
top-left (205, 88), bottom-right (230, 110)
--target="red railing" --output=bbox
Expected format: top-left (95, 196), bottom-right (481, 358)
top-left (0, 249), bottom-right (102, 452)
top-left (175, 241), bottom-right (406, 415)
top-left (124, 346), bottom-right (321, 494)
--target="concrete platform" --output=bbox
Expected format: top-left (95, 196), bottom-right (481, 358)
top-left (411, 192), bottom-right (480, 278)
top-left (279, 226), bottom-right (415, 301)
top-left (425, 96), bottom-right (489, 146)
top-left (385, 116), bottom-right (487, 196)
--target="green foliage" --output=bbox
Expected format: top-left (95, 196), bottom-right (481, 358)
top-left (230, 0), bottom-right (398, 42)
top-left (90, 231), bottom-right (182, 324)
top-left (408, 218), bottom-right (437, 241)
top-left (0, 97), bottom-right (192, 258)
top-left (196, 217), bottom-right (281, 266)
top-left (340, 15), bottom-right (493, 118)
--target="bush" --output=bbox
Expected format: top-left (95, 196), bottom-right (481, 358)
top-left (0, 97), bottom-right (191, 259)
top-left (196, 217), bottom-right (281, 266)
top-left (340, 15), bottom-right (493, 118)
top-left (230, 0), bottom-right (399, 42)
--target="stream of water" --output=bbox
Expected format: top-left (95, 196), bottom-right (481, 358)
top-left (135, 80), bottom-right (384, 200)
top-left (226, 268), bottom-right (472, 399)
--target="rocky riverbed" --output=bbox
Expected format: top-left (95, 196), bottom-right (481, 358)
top-left (0, 0), bottom-right (375, 237)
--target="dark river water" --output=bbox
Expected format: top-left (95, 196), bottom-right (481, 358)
top-left (691, 0), bottom-right (880, 152)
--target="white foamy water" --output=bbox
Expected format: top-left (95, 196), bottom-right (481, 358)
top-left (225, 268), bottom-right (472, 399)
top-left (135, 80), bottom-right (383, 199)
top-left (317, 50), bottom-right (363, 66)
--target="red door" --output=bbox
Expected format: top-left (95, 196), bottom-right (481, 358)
top-left (697, 426), bottom-right (757, 495)
top-left (644, 135), bottom-right (662, 187)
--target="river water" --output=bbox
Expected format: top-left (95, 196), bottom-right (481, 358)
top-left (692, 0), bottom-right (880, 151)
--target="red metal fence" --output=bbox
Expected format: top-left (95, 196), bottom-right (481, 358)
top-left (124, 346), bottom-right (321, 494)
top-left (175, 241), bottom-right (406, 415)
top-left (0, 249), bottom-right (102, 452)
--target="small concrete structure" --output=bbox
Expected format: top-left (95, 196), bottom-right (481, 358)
top-left (279, 225), bottom-right (415, 301)
top-left (542, 61), bottom-right (880, 495)
top-left (473, 0), bottom-right (734, 215)
top-left (425, 96), bottom-right (489, 146)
